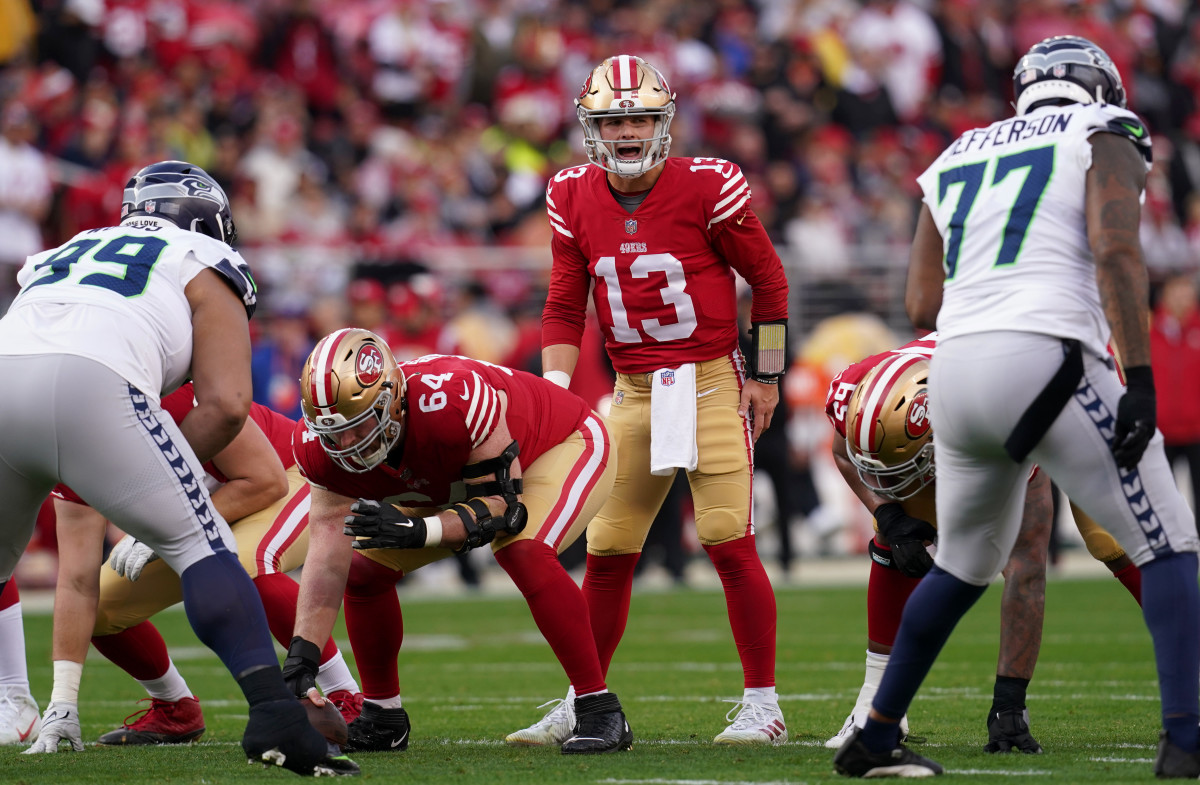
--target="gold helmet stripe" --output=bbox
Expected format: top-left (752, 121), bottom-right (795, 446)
top-left (856, 353), bottom-right (925, 453)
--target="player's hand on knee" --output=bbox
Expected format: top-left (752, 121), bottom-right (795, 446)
top-left (343, 499), bottom-right (429, 549)
top-left (108, 536), bottom-right (160, 581)
top-left (875, 503), bottom-right (937, 579)
top-left (23, 702), bottom-right (84, 753)
top-left (1111, 367), bottom-right (1156, 471)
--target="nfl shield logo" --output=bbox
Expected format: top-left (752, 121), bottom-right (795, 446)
top-left (614, 390), bottom-right (624, 405)
top-left (145, 200), bottom-right (156, 214)
top-left (625, 218), bottom-right (638, 235)
top-left (1052, 64), bottom-right (1067, 78)
top-left (661, 370), bottom-right (675, 387)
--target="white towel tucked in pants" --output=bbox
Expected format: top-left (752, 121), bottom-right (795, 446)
top-left (649, 363), bottom-right (698, 476)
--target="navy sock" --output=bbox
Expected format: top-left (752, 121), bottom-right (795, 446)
top-left (181, 552), bottom-right (281, 684)
top-left (860, 565), bottom-right (987, 754)
top-left (1141, 552), bottom-right (1200, 752)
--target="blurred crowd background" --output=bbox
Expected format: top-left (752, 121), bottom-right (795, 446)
top-left (2, 0), bottom-right (1199, 588)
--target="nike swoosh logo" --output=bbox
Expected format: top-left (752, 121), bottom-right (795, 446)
top-left (1121, 122), bottom-right (1145, 138)
top-left (697, 387), bottom-right (719, 398)
top-left (18, 717), bottom-right (36, 742)
top-left (390, 730), bottom-right (409, 748)
top-left (459, 382), bottom-right (470, 400)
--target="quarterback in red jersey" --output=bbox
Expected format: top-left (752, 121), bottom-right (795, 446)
top-left (41, 382), bottom-right (364, 747)
top-left (823, 333), bottom-right (1143, 754)
top-left (288, 329), bottom-right (629, 754)
top-left (535, 54), bottom-right (789, 746)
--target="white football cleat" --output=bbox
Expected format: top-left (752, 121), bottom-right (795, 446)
top-left (824, 701), bottom-right (910, 750)
top-left (0, 687), bottom-right (40, 745)
top-left (713, 700), bottom-right (787, 746)
top-left (505, 688), bottom-right (575, 746)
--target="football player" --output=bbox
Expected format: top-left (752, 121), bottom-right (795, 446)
top-left (0, 161), bottom-right (353, 774)
top-left (823, 333), bottom-right (1144, 754)
top-left (37, 381), bottom-right (364, 747)
top-left (835, 37), bottom-right (1200, 779)
top-left (532, 53), bottom-right (790, 747)
top-left (286, 329), bottom-right (631, 754)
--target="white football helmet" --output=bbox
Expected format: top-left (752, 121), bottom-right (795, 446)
top-left (845, 354), bottom-right (935, 501)
top-left (576, 54), bottom-right (675, 178)
top-left (301, 328), bottom-right (406, 473)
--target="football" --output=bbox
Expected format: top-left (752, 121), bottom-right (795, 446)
top-left (301, 695), bottom-right (348, 747)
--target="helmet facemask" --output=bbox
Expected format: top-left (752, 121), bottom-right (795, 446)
top-left (576, 55), bottom-right (676, 178)
top-left (845, 355), bottom-right (936, 502)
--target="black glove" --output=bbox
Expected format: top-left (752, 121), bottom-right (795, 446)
top-left (875, 502), bottom-right (937, 579)
top-left (1111, 365), bottom-right (1156, 471)
top-left (344, 499), bottom-right (428, 550)
top-left (282, 636), bottom-right (320, 698)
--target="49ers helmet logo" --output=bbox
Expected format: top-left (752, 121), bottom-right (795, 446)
top-left (906, 389), bottom-right (931, 439)
top-left (355, 344), bottom-right (384, 386)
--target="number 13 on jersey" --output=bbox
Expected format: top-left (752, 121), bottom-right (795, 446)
top-left (594, 253), bottom-right (698, 344)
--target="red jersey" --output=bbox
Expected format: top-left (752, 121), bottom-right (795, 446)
top-left (542, 157), bottom-right (788, 374)
top-left (293, 355), bottom-right (592, 507)
top-left (825, 334), bottom-right (938, 439)
top-left (55, 383), bottom-right (298, 504)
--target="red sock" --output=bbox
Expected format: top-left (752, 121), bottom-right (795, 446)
top-left (253, 573), bottom-right (339, 663)
top-left (704, 536), bottom-right (776, 688)
top-left (0, 577), bottom-right (18, 610)
top-left (496, 540), bottom-right (605, 695)
top-left (866, 544), bottom-right (922, 647)
top-left (92, 621), bottom-right (171, 680)
top-left (582, 552), bottom-right (639, 677)
top-left (344, 553), bottom-right (404, 699)
top-left (1112, 561), bottom-right (1143, 607)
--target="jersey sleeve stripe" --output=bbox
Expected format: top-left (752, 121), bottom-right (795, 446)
top-left (709, 192), bottom-right (751, 227)
top-left (549, 218), bottom-right (575, 239)
top-left (713, 180), bottom-right (749, 215)
top-left (719, 170), bottom-right (746, 195)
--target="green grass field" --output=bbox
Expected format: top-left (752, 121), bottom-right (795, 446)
top-left (2, 573), bottom-right (1163, 784)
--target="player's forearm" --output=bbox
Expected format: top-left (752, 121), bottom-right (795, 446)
top-left (1096, 251), bottom-right (1151, 369)
top-left (294, 524), bottom-right (353, 645)
top-left (50, 564), bottom-right (101, 665)
top-left (541, 344), bottom-right (580, 383)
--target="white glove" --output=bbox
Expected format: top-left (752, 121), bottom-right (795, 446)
top-left (23, 702), bottom-right (83, 753)
top-left (108, 536), bottom-right (159, 581)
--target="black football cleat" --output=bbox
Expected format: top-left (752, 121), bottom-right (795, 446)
top-left (983, 708), bottom-right (1042, 754)
top-left (833, 726), bottom-right (943, 778)
top-left (560, 692), bottom-right (633, 754)
top-left (1155, 731), bottom-right (1200, 779)
top-left (243, 698), bottom-right (328, 776)
top-left (344, 703), bottom-right (410, 752)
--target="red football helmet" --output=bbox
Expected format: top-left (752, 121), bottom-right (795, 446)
top-left (300, 328), bottom-right (406, 473)
top-left (844, 353), bottom-right (935, 501)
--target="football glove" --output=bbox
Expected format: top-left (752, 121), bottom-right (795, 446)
top-left (1111, 366), bottom-right (1156, 471)
top-left (109, 535), bottom-right (159, 581)
top-left (344, 499), bottom-right (429, 549)
top-left (282, 637), bottom-right (321, 700)
top-left (23, 702), bottom-right (83, 753)
top-left (875, 503), bottom-right (937, 579)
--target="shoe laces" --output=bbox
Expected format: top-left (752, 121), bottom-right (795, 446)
top-left (329, 691), bottom-right (364, 720)
top-left (534, 698), bottom-right (572, 726)
top-left (123, 697), bottom-right (176, 729)
top-left (722, 700), bottom-right (781, 730)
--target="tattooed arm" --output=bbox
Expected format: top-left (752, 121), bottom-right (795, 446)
top-left (1085, 132), bottom-right (1151, 368)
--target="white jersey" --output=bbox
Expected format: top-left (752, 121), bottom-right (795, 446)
top-left (916, 102), bottom-right (1151, 358)
top-left (0, 217), bottom-right (256, 402)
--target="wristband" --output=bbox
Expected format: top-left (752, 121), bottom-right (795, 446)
top-left (543, 370), bottom-right (571, 389)
top-left (51, 660), bottom-right (83, 705)
top-left (422, 516), bottom-right (443, 548)
top-left (1123, 365), bottom-right (1154, 391)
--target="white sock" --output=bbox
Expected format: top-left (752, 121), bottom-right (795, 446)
top-left (137, 661), bottom-right (192, 702)
top-left (575, 688), bottom-right (607, 700)
top-left (0, 603), bottom-right (31, 691)
top-left (854, 650), bottom-right (890, 706)
top-left (315, 651), bottom-right (360, 695)
top-left (367, 695), bottom-right (404, 709)
top-left (743, 686), bottom-right (778, 705)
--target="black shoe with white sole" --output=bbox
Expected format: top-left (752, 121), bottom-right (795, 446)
top-left (560, 693), bottom-right (633, 755)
